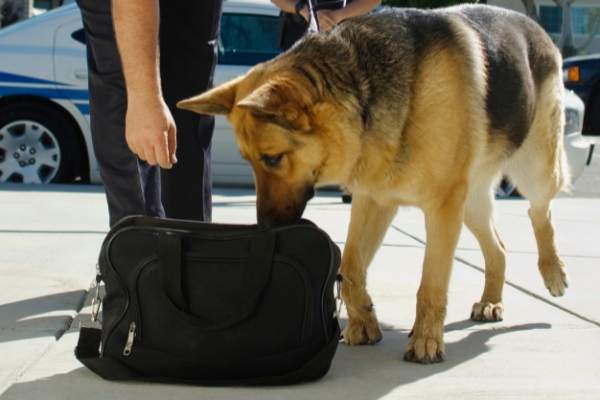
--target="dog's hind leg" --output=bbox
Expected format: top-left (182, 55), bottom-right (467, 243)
top-left (464, 177), bottom-right (506, 322)
top-left (527, 201), bottom-right (568, 296)
top-left (504, 79), bottom-right (569, 297)
top-left (340, 194), bottom-right (397, 346)
top-left (506, 163), bottom-right (569, 296)
top-left (404, 191), bottom-right (466, 364)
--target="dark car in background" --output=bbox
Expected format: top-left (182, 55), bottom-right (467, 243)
top-left (563, 54), bottom-right (600, 134)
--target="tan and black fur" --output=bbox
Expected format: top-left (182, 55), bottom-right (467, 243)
top-left (178, 5), bottom-right (570, 363)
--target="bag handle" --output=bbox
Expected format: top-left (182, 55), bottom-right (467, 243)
top-left (158, 230), bottom-right (277, 331)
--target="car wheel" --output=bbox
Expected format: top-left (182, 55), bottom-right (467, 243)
top-left (495, 177), bottom-right (519, 198)
top-left (0, 103), bottom-right (83, 184)
top-left (590, 94), bottom-right (600, 134)
top-left (341, 189), bottom-right (352, 203)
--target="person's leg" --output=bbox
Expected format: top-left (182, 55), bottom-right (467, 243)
top-left (77, 0), bottom-right (164, 227)
top-left (159, 0), bottom-right (223, 221)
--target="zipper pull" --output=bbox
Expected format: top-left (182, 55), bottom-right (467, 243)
top-left (123, 322), bottom-right (136, 356)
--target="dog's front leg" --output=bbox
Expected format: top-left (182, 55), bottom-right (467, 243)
top-left (341, 194), bottom-right (397, 345)
top-left (404, 198), bottom-right (465, 364)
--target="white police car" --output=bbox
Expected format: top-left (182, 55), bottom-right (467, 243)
top-left (0, 1), bottom-right (594, 190)
top-left (0, 0), bottom-right (280, 185)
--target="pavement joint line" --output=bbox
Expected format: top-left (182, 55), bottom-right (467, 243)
top-left (0, 280), bottom-right (92, 396)
top-left (0, 327), bottom-right (72, 331)
top-left (0, 334), bottom-right (59, 397)
top-left (0, 230), bottom-right (108, 235)
top-left (455, 247), bottom-right (600, 259)
top-left (390, 224), bottom-right (600, 329)
top-left (333, 241), bottom-right (425, 250)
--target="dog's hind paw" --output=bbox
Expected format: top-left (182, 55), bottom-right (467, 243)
top-left (540, 261), bottom-right (568, 297)
top-left (342, 317), bottom-right (383, 345)
top-left (403, 335), bottom-right (445, 364)
top-left (471, 301), bottom-right (504, 322)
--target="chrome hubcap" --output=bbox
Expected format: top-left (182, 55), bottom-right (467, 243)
top-left (0, 120), bottom-right (61, 184)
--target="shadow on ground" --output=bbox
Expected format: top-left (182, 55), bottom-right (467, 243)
top-left (1, 309), bottom-right (551, 399)
top-left (0, 182), bottom-right (106, 193)
top-left (0, 291), bottom-right (88, 342)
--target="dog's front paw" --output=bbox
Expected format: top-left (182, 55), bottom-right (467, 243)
top-left (342, 313), bottom-right (383, 345)
top-left (471, 301), bottom-right (504, 322)
top-left (540, 260), bottom-right (568, 297)
top-left (403, 332), bottom-right (445, 364)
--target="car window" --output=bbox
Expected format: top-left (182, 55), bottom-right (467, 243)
top-left (68, 15), bottom-right (281, 64)
top-left (218, 13), bottom-right (281, 66)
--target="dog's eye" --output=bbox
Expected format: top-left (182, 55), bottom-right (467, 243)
top-left (262, 154), bottom-right (283, 168)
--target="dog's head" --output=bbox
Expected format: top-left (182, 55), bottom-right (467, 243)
top-left (178, 62), bottom-right (360, 228)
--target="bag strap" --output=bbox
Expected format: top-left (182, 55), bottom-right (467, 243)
top-left (157, 230), bottom-right (277, 330)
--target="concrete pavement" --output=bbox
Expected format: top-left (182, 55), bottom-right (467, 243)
top-left (0, 183), bottom-right (599, 399)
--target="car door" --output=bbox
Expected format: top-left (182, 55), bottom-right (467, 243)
top-left (53, 19), bottom-right (89, 120)
top-left (212, 8), bottom-right (281, 186)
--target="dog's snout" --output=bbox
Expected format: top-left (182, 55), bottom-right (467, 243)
top-left (256, 183), bottom-right (314, 228)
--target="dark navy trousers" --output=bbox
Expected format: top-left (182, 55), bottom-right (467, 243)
top-left (77, 0), bottom-right (222, 227)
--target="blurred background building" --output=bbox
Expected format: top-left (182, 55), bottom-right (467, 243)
top-left (2, 0), bottom-right (598, 55)
top-left (489, 0), bottom-right (599, 55)
top-left (1, 0), bottom-right (69, 28)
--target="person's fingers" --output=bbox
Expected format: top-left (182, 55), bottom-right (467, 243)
top-left (125, 131), bottom-right (137, 154)
top-left (134, 142), bottom-right (147, 162)
top-left (124, 99), bottom-right (176, 168)
top-left (318, 13), bottom-right (335, 31)
top-left (144, 141), bottom-right (160, 166)
top-left (126, 139), bottom-right (136, 154)
top-left (146, 132), bottom-right (171, 169)
top-left (168, 123), bottom-right (178, 164)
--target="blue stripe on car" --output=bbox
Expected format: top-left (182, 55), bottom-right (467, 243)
top-left (0, 85), bottom-right (89, 101)
top-left (57, 89), bottom-right (89, 100)
top-left (0, 71), bottom-right (71, 86)
top-left (74, 103), bottom-right (90, 114)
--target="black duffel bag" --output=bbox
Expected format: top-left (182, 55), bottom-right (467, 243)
top-left (75, 216), bottom-right (341, 385)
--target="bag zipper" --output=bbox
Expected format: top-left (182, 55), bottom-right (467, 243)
top-left (130, 256), bottom-right (159, 341)
top-left (107, 226), bottom-right (322, 356)
top-left (273, 255), bottom-right (313, 345)
top-left (123, 321), bottom-right (136, 356)
top-left (102, 228), bottom-right (256, 357)
top-left (129, 253), bottom-right (248, 348)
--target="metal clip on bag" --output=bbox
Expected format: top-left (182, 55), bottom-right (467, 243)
top-left (75, 216), bottom-right (341, 385)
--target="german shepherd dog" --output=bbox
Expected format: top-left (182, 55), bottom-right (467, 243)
top-left (178, 5), bottom-right (569, 363)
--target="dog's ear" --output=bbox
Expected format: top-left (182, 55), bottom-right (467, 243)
top-left (237, 77), bottom-right (315, 131)
top-left (177, 75), bottom-right (242, 115)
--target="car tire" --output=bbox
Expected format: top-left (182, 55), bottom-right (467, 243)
top-left (495, 177), bottom-right (520, 198)
top-left (589, 94), bottom-right (600, 134)
top-left (0, 103), bottom-right (83, 184)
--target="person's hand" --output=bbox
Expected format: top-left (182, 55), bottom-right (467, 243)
top-left (317, 9), bottom-right (340, 32)
top-left (299, 4), bottom-right (310, 22)
top-left (125, 93), bottom-right (177, 169)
